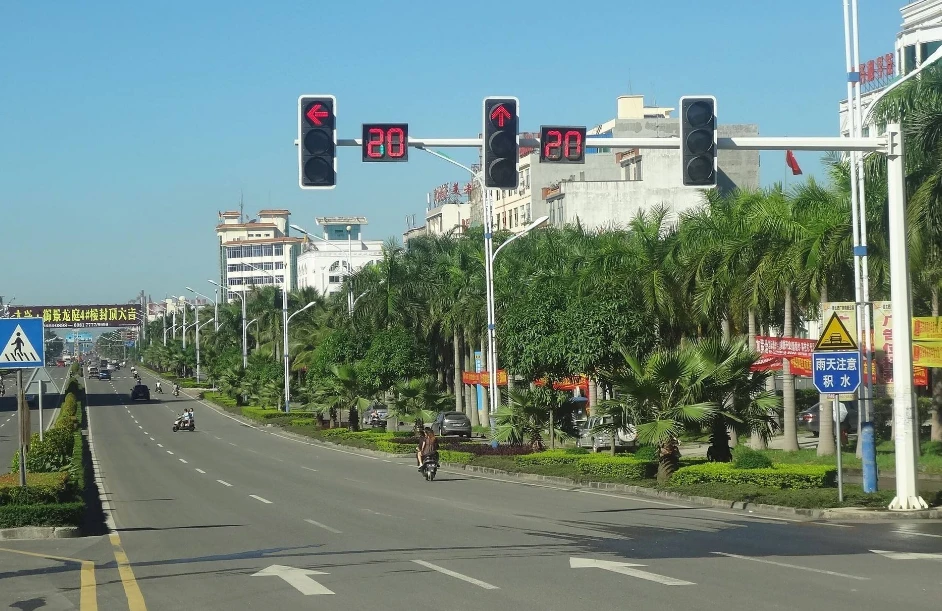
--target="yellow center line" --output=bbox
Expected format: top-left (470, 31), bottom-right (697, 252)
top-left (0, 546), bottom-right (97, 610)
top-left (109, 532), bottom-right (148, 611)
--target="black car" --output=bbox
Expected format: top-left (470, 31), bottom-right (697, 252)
top-left (98, 370), bottom-right (111, 380)
top-left (130, 384), bottom-right (151, 401)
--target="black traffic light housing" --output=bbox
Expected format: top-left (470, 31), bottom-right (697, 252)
top-left (298, 95), bottom-right (337, 189)
top-left (483, 97), bottom-right (519, 188)
top-left (680, 96), bottom-right (717, 187)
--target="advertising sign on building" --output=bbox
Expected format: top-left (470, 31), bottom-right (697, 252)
top-left (7, 305), bottom-right (142, 328)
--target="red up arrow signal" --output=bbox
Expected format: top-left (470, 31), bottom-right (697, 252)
top-left (306, 104), bottom-right (329, 126)
top-left (490, 104), bottom-right (512, 127)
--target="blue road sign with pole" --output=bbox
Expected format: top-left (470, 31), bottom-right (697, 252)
top-left (812, 350), bottom-right (861, 394)
top-left (0, 317), bottom-right (45, 368)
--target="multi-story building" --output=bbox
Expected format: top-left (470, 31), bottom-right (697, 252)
top-left (297, 216), bottom-right (385, 296)
top-left (839, 1), bottom-right (942, 138)
top-left (216, 209), bottom-right (302, 302)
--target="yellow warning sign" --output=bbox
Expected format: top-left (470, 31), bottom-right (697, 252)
top-left (814, 312), bottom-right (858, 351)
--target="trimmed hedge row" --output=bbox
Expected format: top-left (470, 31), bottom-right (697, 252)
top-left (669, 462), bottom-right (837, 489)
top-left (0, 472), bottom-right (71, 504)
top-left (576, 455), bottom-right (656, 480)
top-left (514, 449), bottom-right (590, 466)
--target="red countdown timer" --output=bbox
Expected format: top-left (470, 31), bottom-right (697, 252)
top-left (539, 126), bottom-right (587, 164)
top-left (362, 123), bottom-right (409, 162)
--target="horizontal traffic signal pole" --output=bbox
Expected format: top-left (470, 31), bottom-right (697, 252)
top-left (296, 135), bottom-right (885, 152)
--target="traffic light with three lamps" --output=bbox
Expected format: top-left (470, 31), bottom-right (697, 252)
top-left (679, 96), bottom-right (717, 187)
top-left (298, 95), bottom-right (337, 189)
top-left (483, 97), bottom-right (519, 189)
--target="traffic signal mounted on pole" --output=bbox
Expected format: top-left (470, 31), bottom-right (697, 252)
top-left (679, 96), bottom-right (717, 187)
top-left (482, 97), bottom-right (519, 189)
top-left (298, 95), bottom-right (337, 189)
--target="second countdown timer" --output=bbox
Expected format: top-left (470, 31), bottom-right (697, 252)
top-left (362, 123), bottom-right (409, 162)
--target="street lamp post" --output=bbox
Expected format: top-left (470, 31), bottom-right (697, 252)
top-left (417, 146), bottom-right (548, 442)
top-left (290, 223), bottom-right (353, 315)
top-left (209, 280), bottom-right (247, 369)
top-left (193, 318), bottom-right (215, 383)
top-left (285, 301), bottom-right (317, 410)
top-left (187, 287), bottom-right (218, 333)
top-left (179, 296), bottom-right (188, 350)
top-left (244, 262), bottom-right (290, 411)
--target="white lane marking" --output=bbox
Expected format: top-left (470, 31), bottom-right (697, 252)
top-left (870, 549), bottom-right (942, 560)
top-left (195, 468), bottom-right (206, 474)
top-left (300, 466), bottom-right (318, 472)
top-left (412, 560), bottom-right (499, 590)
top-left (157, 443), bottom-right (163, 448)
top-left (304, 519), bottom-right (342, 534)
top-left (250, 495), bottom-right (272, 504)
top-left (213, 436), bottom-right (221, 440)
top-left (179, 458), bottom-right (188, 464)
top-left (570, 557), bottom-right (695, 586)
top-left (229, 442), bottom-right (236, 446)
top-left (894, 530), bottom-right (942, 538)
top-left (138, 425), bottom-right (142, 429)
top-left (143, 431), bottom-right (148, 435)
top-left (217, 480), bottom-right (232, 487)
top-left (149, 437), bottom-right (155, 441)
top-left (697, 508), bottom-right (800, 523)
top-left (166, 450), bottom-right (174, 455)
top-left (382, 459), bottom-right (391, 463)
top-left (812, 522), bottom-right (853, 528)
top-left (711, 552), bottom-right (869, 580)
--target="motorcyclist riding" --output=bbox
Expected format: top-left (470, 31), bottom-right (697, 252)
top-left (155, 381), bottom-right (162, 393)
top-left (173, 383), bottom-right (180, 395)
top-left (417, 427), bottom-right (439, 471)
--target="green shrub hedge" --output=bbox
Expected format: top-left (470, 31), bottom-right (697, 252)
top-left (204, 392), bottom-right (238, 408)
top-left (514, 450), bottom-right (589, 467)
top-left (0, 472), bottom-right (72, 504)
top-left (439, 449), bottom-right (473, 464)
top-left (669, 462), bottom-right (837, 489)
top-left (0, 501), bottom-right (85, 528)
top-left (241, 407), bottom-right (289, 420)
top-left (732, 446), bottom-right (774, 470)
top-left (576, 456), bottom-right (656, 480)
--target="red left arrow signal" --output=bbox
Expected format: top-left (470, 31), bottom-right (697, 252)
top-left (306, 104), bottom-right (329, 126)
top-left (490, 104), bottom-right (512, 127)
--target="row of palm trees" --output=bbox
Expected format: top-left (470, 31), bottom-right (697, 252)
top-left (138, 63), bottom-right (942, 454)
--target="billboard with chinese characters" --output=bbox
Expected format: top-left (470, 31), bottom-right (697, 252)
top-left (859, 52), bottom-right (896, 93)
top-left (430, 181), bottom-right (475, 207)
top-left (7, 305), bottom-right (142, 328)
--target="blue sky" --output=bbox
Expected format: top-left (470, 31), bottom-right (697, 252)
top-left (0, 0), bottom-right (903, 304)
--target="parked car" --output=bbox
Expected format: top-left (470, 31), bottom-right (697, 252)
top-left (98, 370), bottom-right (111, 380)
top-left (577, 415), bottom-right (637, 452)
top-left (130, 384), bottom-right (151, 402)
top-left (432, 411), bottom-right (472, 437)
top-left (798, 401), bottom-right (857, 436)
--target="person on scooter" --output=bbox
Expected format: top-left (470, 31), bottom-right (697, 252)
top-left (173, 383), bottom-right (180, 395)
top-left (155, 381), bottom-right (162, 393)
top-left (417, 427), bottom-right (439, 471)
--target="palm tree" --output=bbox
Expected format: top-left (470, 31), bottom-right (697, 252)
top-left (598, 344), bottom-right (716, 483)
top-left (390, 376), bottom-right (452, 434)
top-left (320, 364), bottom-right (372, 431)
top-left (491, 389), bottom-right (566, 450)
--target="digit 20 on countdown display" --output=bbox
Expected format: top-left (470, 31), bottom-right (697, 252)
top-left (361, 123), bottom-right (409, 162)
top-left (539, 126), bottom-right (586, 164)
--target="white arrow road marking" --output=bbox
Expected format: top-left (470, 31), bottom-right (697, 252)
top-left (870, 549), bottom-right (942, 560)
top-left (252, 565), bottom-right (334, 595)
top-left (569, 557), bottom-right (694, 586)
top-left (712, 552), bottom-right (868, 580)
top-left (411, 560), bottom-right (499, 589)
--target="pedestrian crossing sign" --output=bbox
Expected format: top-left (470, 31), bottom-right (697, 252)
top-left (814, 312), bottom-right (858, 351)
top-left (0, 317), bottom-right (45, 368)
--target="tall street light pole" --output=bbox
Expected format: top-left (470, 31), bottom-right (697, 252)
top-left (290, 223), bottom-right (353, 315)
top-left (285, 301), bottom-right (317, 412)
top-left (194, 318), bottom-right (215, 383)
top-left (244, 262), bottom-right (290, 411)
top-left (417, 146), bottom-right (548, 442)
top-left (187, 287), bottom-right (218, 332)
top-left (209, 280), bottom-right (247, 369)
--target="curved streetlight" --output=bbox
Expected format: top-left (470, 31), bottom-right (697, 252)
top-left (290, 223), bottom-right (354, 314)
top-left (209, 279), bottom-right (247, 369)
top-left (186, 286), bottom-right (218, 332)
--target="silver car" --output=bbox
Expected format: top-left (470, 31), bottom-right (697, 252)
top-left (432, 411), bottom-right (472, 437)
top-left (577, 415), bottom-right (637, 452)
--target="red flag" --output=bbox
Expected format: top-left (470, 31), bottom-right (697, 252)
top-left (785, 150), bottom-right (802, 175)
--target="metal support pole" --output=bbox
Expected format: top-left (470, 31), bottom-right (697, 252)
top-left (17, 369), bottom-right (26, 487)
top-left (182, 299), bottom-right (187, 350)
top-left (483, 188), bottom-right (499, 441)
top-left (282, 287), bottom-right (290, 413)
top-left (194, 306), bottom-right (200, 381)
top-left (834, 395), bottom-right (844, 503)
top-left (241, 294), bottom-right (248, 369)
top-left (885, 123), bottom-right (928, 511)
top-left (38, 379), bottom-right (44, 442)
top-left (214, 289), bottom-right (219, 332)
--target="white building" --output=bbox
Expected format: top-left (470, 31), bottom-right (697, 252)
top-left (839, 1), bottom-right (942, 138)
top-left (216, 209), bottom-right (302, 302)
top-left (297, 216), bottom-right (385, 296)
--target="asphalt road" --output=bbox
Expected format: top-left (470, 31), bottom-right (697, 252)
top-left (0, 365), bottom-right (73, 468)
top-left (2, 368), bottom-right (941, 610)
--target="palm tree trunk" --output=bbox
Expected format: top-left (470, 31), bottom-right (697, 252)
top-left (466, 332), bottom-right (480, 428)
top-left (657, 436), bottom-right (680, 484)
top-left (931, 287), bottom-right (942, 441)
top-left (453, 330), bottom-right (464, 415)
top-left (720, 316), bottom-right (738, 448)
top-left (749, 309), bottom-right (768, 450)
top-left (589, 379), bottom-right (598, 414)
top-left (782, 287), bottom-right (800, 451)
top-left (817, 284), bottom-right (836, 456)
